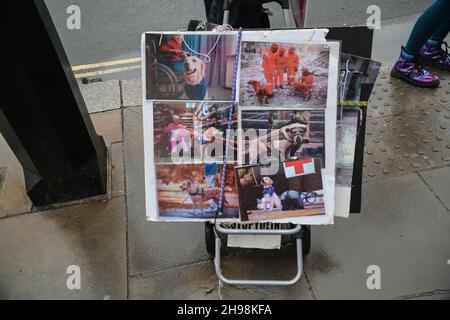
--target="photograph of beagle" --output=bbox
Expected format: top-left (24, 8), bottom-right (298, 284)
top-left (155, 164), bottom-right (239, 219)
top-left (240, 41), bottom-right (330, 108)
top-left (240, 110), bottom-right (325, 165)
top-left (145, 32), bottom-right (237, 101)
top-left (235, 160), bottom-right (325, 222)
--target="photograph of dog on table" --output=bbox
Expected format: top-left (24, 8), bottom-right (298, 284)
top-left (240, 110), bottom-right (325, 165)
top-left (240, 41), bottom-right (330, 108)
top-left (152, 102), bottom-right (237, 164)
top-left (235, 160), bottom-right (325, 222)
top-left (145, 32), bottom-right (237, 101)
top-left (155, 164), bottom-right (239, 219)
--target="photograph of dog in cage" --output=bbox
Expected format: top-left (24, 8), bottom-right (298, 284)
top-left (239, 41), bottom-right (330, 108)
top-left (239, 110), bottom-right (325, 165)
top-left (145, 32), bottom-right (237, 101)
top-left (235, 160), bottom-right (325, 222)
top-left (155, 163), bottom-right (239, 219)
top-left (152, 102), bottom-right (237, 164)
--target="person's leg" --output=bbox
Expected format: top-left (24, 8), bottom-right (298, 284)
top-left (419, 17), bottom-right (450, 70)
top-left (430, 17), bottom-right (450, 42)
top-left (392, 0), bottom-right (450, 87)
top-left (403, 0), bottom-right (450, 56)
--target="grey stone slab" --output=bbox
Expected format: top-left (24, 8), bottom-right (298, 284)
top-left (0, 197), bottom-right (127, 300)
top-left (123, 107), bottom-right (210, 276)
top-left (0, 135), bottom-right (32, 218)
top-left (304, 173), bottom-right (450, 300)
top-left (419, 166), bottom-right (450, 210)
top-left (80, 80), bottom-right (121, 113)
top-left (430, 72), bottom-right (450, 111)
top-left (363, 107), bottom-right (450, 182)
top-left (122, 79), bottom-right (142, 107)
top-left (130, 247), bottom-right (314, 300)
top-left (368, 69), bottom-right (443, 120)
top-left (91, 109), bottom-right (123, 146)
top-left (0, 168), bottom-right (6, 197)
top-left (394, 290), bottom-right (450, 300)
top-left (111, 142), bottom-right (125, 198)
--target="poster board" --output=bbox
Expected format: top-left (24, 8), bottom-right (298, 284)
top-left (142, 29), bottom-right (340, 225)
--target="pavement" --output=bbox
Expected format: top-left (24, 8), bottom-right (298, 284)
top-left (1, 11), bottom-right (450, 300)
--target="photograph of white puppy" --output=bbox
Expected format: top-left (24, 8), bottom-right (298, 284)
top-left (260, 177), bottom-right (283, 211)
top-left (145, 32), bottom-right (237, 101)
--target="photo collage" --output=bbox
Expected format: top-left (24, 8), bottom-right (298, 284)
top-left (143, 30), bottom-right (340, 223)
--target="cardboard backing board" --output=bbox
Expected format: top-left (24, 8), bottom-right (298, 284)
top-left (326, 27), bottom-right (375, 214)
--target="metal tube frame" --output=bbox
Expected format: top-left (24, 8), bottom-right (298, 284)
top-left (214, 224), bottom-right (303, 286)
top-left (223, 0), bottom-right (291, 27)
top-left (218, 0), bottom-right (299, 287)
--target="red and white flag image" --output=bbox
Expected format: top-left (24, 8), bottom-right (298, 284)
top-left (283, 158), bottom-right (316, 178)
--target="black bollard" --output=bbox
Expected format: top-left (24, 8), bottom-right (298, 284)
top-left (0, 0), bottom-right (107, 206)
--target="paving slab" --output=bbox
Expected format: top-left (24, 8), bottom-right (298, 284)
top-left (79, 80), bottom-right (121, 113)
top-left (393, 289), bottom-right (450, 300)
top-left (122, 79), bottom-right (142, 107)
top-left (0, 135), bottom-right (32, 218)
top-left (364, 107), bottom-right (450, 182)
top-left (0, 197), bottom-right (127, 300)
top-left (91, 109), bottom-right (123, 146)
top-left (0, 167), bottom-right (6, 196)
top-left (111, 142), bottom-right (125, 198)
top-left (130, 247), bottom-right (314, 300)
top-left (0, 110), bottom-right (123, 218)
top-left (419, 165), bottom-right (450, 211)
top-left (304, 173), bottom-right (450, 300)
top-left (368, 69), bottom-right (444, 120)
top-left (123, 107), bottom-right (210, 276)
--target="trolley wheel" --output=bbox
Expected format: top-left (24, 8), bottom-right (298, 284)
top-left (205, 222), bottom-right (226, 258)
top-left (301, 225), bottom-right (311, 256)
top-left (205, 222), bottom-right (215, 257)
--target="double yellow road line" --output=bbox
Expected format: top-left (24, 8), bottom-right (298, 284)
top-left (72, 57), bottom-right (142, 79)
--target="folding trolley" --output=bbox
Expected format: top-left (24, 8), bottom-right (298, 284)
top-left (202, 0), bottom-right (312, 287)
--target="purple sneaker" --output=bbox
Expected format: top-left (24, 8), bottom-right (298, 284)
top-left (419, 41), bottom-right (450, 71)
top-left (391, 49), bottom-right (440, 88)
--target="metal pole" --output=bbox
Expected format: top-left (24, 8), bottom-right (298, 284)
top-left (215, 237), bottom-right (303, 286)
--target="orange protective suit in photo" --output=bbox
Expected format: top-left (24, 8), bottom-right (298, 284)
top-left (285, 47), bottom-right (300, 84)
top-left (273, 47), bottom-right (287, 87)
top-left (262, 44), bottom-right (278, 95)
top-left (292, 67), bottom-right (315, 97)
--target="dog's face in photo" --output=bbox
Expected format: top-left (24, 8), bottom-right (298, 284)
top-left (184, 55), bottom-right (206, 85)
top-left (284, 124), bottom-right (306, 145)
top-left (261, 177), bottom-right (274, 188)
top-left (179, 180), bottom-right (192, 191)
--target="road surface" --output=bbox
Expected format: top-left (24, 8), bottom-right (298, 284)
top-left (44, 0), bottom-right (432, 81)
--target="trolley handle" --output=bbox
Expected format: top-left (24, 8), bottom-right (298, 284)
top-left (224, 0), bottom-right (290, 10)
top-left (223, 0), bottom-right (291, 27)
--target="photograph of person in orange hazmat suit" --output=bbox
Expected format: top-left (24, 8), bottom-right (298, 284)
top-left (240, 41), bottom-right (329, 108)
